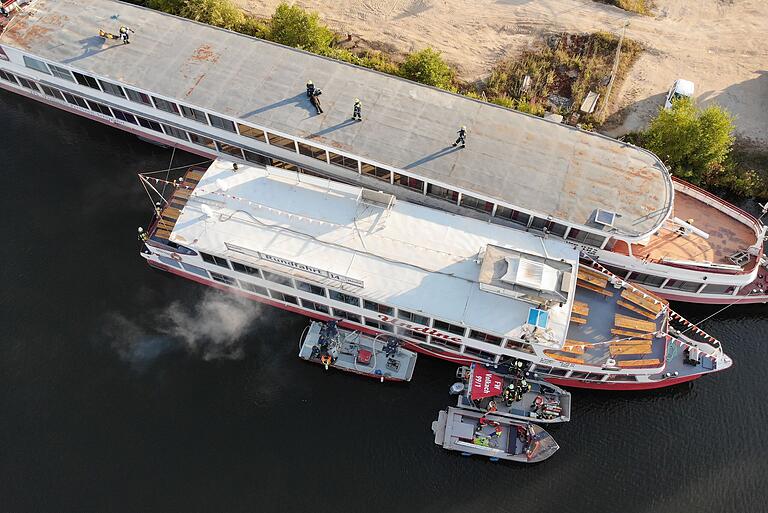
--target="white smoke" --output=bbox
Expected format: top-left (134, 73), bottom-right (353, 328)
top-left (104, 289), bottom-right (262, 365)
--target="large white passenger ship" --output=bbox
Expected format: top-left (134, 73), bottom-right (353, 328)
top-left (137, 159), bottom-right (731, 390)
top-left (0, 0), bottom-right (765, 304)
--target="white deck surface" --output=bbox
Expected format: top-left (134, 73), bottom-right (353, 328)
top-left (170, 160), bottom-right (579, 341)
top-left (2, 0), bottom-right (673, 238)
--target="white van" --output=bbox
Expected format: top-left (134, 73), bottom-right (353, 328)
top-left (664, 79), bottom-right (695, 109)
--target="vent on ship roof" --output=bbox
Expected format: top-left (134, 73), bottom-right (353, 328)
top-left (595, 209), bottom-right (616, 227)
top-left (501, 256), bottom-right (558, 292)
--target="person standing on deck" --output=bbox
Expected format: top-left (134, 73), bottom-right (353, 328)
top-left (0, 6), bottom-right (9, 18)
top-left (352, 99), bottom-right (362, 121)
top-left (310, 90), bottom-right (323, 115)
top-left (119, 25), bottom-right (134, 44)
top-left (306, 80), bottom-right (315, 98)
top-left (453, 126), bottom-right (467, 148)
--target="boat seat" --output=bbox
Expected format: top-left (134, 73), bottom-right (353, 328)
top-left (620, 289), bottom-right (663, 315)
top-left (617, 358), bottom-right (661, 368)
top-left (572, 301), bottom-right (590, 316)
top-left (577, 279), bottom-right (613, 297)
top-left (569, 316), bottom-right (587, 325)
top-left (614, 314), bottom-right (657, 333)
top-left (617, 300), bottom-right (657, 320)
top-left (611, 328), bottom-right (654, 339)
top-left (610, 343), bottom-right (653, 356)
top-left (577, 269), bottom-right (608, 288)
top-left (544, 351), bottom-right (585, 364)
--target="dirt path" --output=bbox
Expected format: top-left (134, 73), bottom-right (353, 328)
top-left (236, 0), bottom-right (768, 143)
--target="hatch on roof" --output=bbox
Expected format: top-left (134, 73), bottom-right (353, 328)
top-left (478, 244), bottom-right (574, 306)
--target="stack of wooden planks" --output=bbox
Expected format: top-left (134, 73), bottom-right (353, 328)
top-left (570, 300), bottom-right (590, 325)
top-left (620, 288), bottom-right (663, 316)
top-left (617, 358), bottom-right (661, 368)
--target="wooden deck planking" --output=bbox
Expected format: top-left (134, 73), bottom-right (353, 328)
top-left (617, 358), bottom-right (661, 368)
top-left (610, 343), bottom-right (653, 357)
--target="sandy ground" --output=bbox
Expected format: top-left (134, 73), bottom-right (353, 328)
top-left (236, 0), bottom-right (768, 144)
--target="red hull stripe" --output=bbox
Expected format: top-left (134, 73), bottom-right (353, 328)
top-left (545, 373), bottom-right (701, 391)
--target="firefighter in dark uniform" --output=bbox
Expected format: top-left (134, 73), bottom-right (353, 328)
top-left (453, 126), bottom-right (467, 147)
top-left (352, 98), bottom-right (362, 121)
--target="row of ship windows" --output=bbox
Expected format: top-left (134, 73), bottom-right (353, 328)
top-left (600, 264), bottom-right (736, 295)
top-left (157, 253), bottom-right (505, 362)
top-left (14, 54), bottom-right (611, 249)
top-left (195, 251), bottom-right (506, 346)
top-left (529, 364), bottom-right (638, 382)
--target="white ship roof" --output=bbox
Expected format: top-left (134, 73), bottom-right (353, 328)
top-left (169, 160), bottom-right (580, 343)
top-left (2, 0), bottom-right (673, 239)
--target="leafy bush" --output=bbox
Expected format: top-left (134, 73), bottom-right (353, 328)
top-left (268, 2), bottom-right (335, 52)
top-left (643, 98), bottom-right (735, 184)
top-left (178, 0), bottom-right (244, 30)
top-left (399, 48), bottom-right (455, 89)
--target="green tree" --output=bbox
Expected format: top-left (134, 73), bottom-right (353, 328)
top-left (178, 0), bottom-right (244, 31)
top-left (399, 48), bottom-right (455, 89)
top-left (267, 3), bottom-right (335, 52)
top-left (643, 98), bottom-right (735, 184)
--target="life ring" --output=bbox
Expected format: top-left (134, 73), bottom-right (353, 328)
top-left (170, 252), bottom-right (182, 262)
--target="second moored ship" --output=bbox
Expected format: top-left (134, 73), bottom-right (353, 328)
top-left (137, 159), bottom-right (732, 390)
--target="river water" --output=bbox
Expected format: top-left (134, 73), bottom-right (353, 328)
top-left (1, 89), bottom-right (767, 513)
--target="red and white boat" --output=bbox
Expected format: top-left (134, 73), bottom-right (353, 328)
top-left (0, 0), bottom-right (763, 306)
top-left (137, 160), bottom-right (732, 390)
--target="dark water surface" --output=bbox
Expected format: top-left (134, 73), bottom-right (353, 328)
top-left (1, 89), bottom-right (767, 513)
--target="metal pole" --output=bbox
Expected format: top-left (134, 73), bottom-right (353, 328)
top-left (599, 21), bottom-right (629, 122)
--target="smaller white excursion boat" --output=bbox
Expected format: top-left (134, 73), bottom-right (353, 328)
top-left (451, 364), bottom-right (572, 423)
top-left (431, 407), bottom-right (559, 463)
top-left (298, 321), bottom-right (417, 382)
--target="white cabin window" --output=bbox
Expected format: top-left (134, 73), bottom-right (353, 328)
top-left (301, 299), bottom-right (329, 314)
top-left (239, 280), bottom-right (268, 296)
top-left (112, 108), bottom-right (138, 125)
top-left (72, 71), bottom-right (100, 90)
top-left (98, 80), bottom-right (125, 98)
top-left (87, 100), bottom-right (113, 117)
top-left (181, 262), bottom-right (209, 278)
top-left (397, 309), bottom-right (430, 327)
top-left (263, 271), bottom-right (293, 287)
top-left (40, 85), bottom-right (64, 101)
top-left (152, 97), bottom-right (180, 115)
top-left (268, 289), bottom-right (297, 304)
top-left (15, 76), bottom-right (39, 92)
top-left (209, 114), bottom-right (236, 133)
top-left (180, 105), bottom-right (208, 124)
top-left (329, 152), bottom-right (358, 171)
top-left (468, 330), bottom-right (502, 345)
top-left (210, 271), bottom-right (236, 286)
top-left (393, 173), bottom-right (424, 192)
top-left (333, 309), bottom-right (361, 323)
top-left (364, 318), bottom-right (394, 332)
top-left (216, 141), bottom-right (244, 159)
top-left (237, 123), bottom-right (267, 142)
top-left (126, 88), bottom-right (153, 106)
top-left (297, 281), bottom-right (326, 297)
top-left (363, 300), bottom-right (394, 316)
top-left (162, 124), bottom-right (189, 141)
top-left (136, 116), bottom-right (163, 133)
top-left (47, 64), bottom-right (74, 82)
top-left (62, 92), bottom-right (89, 109)
top-left (232, 262), bottom-right (262, 278)
top-left (329, 290), bottom-right (360, 307)
top-left (433, 319), bottom-right (466, 336)
top-left (23, 56), bottom-right (50, 75)
top-left (0, 69), bottom-right (18, 84)
top-left (200, 252), bottom-right (229, 268)
top-left (189, 132), bottom-right (216, 149)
